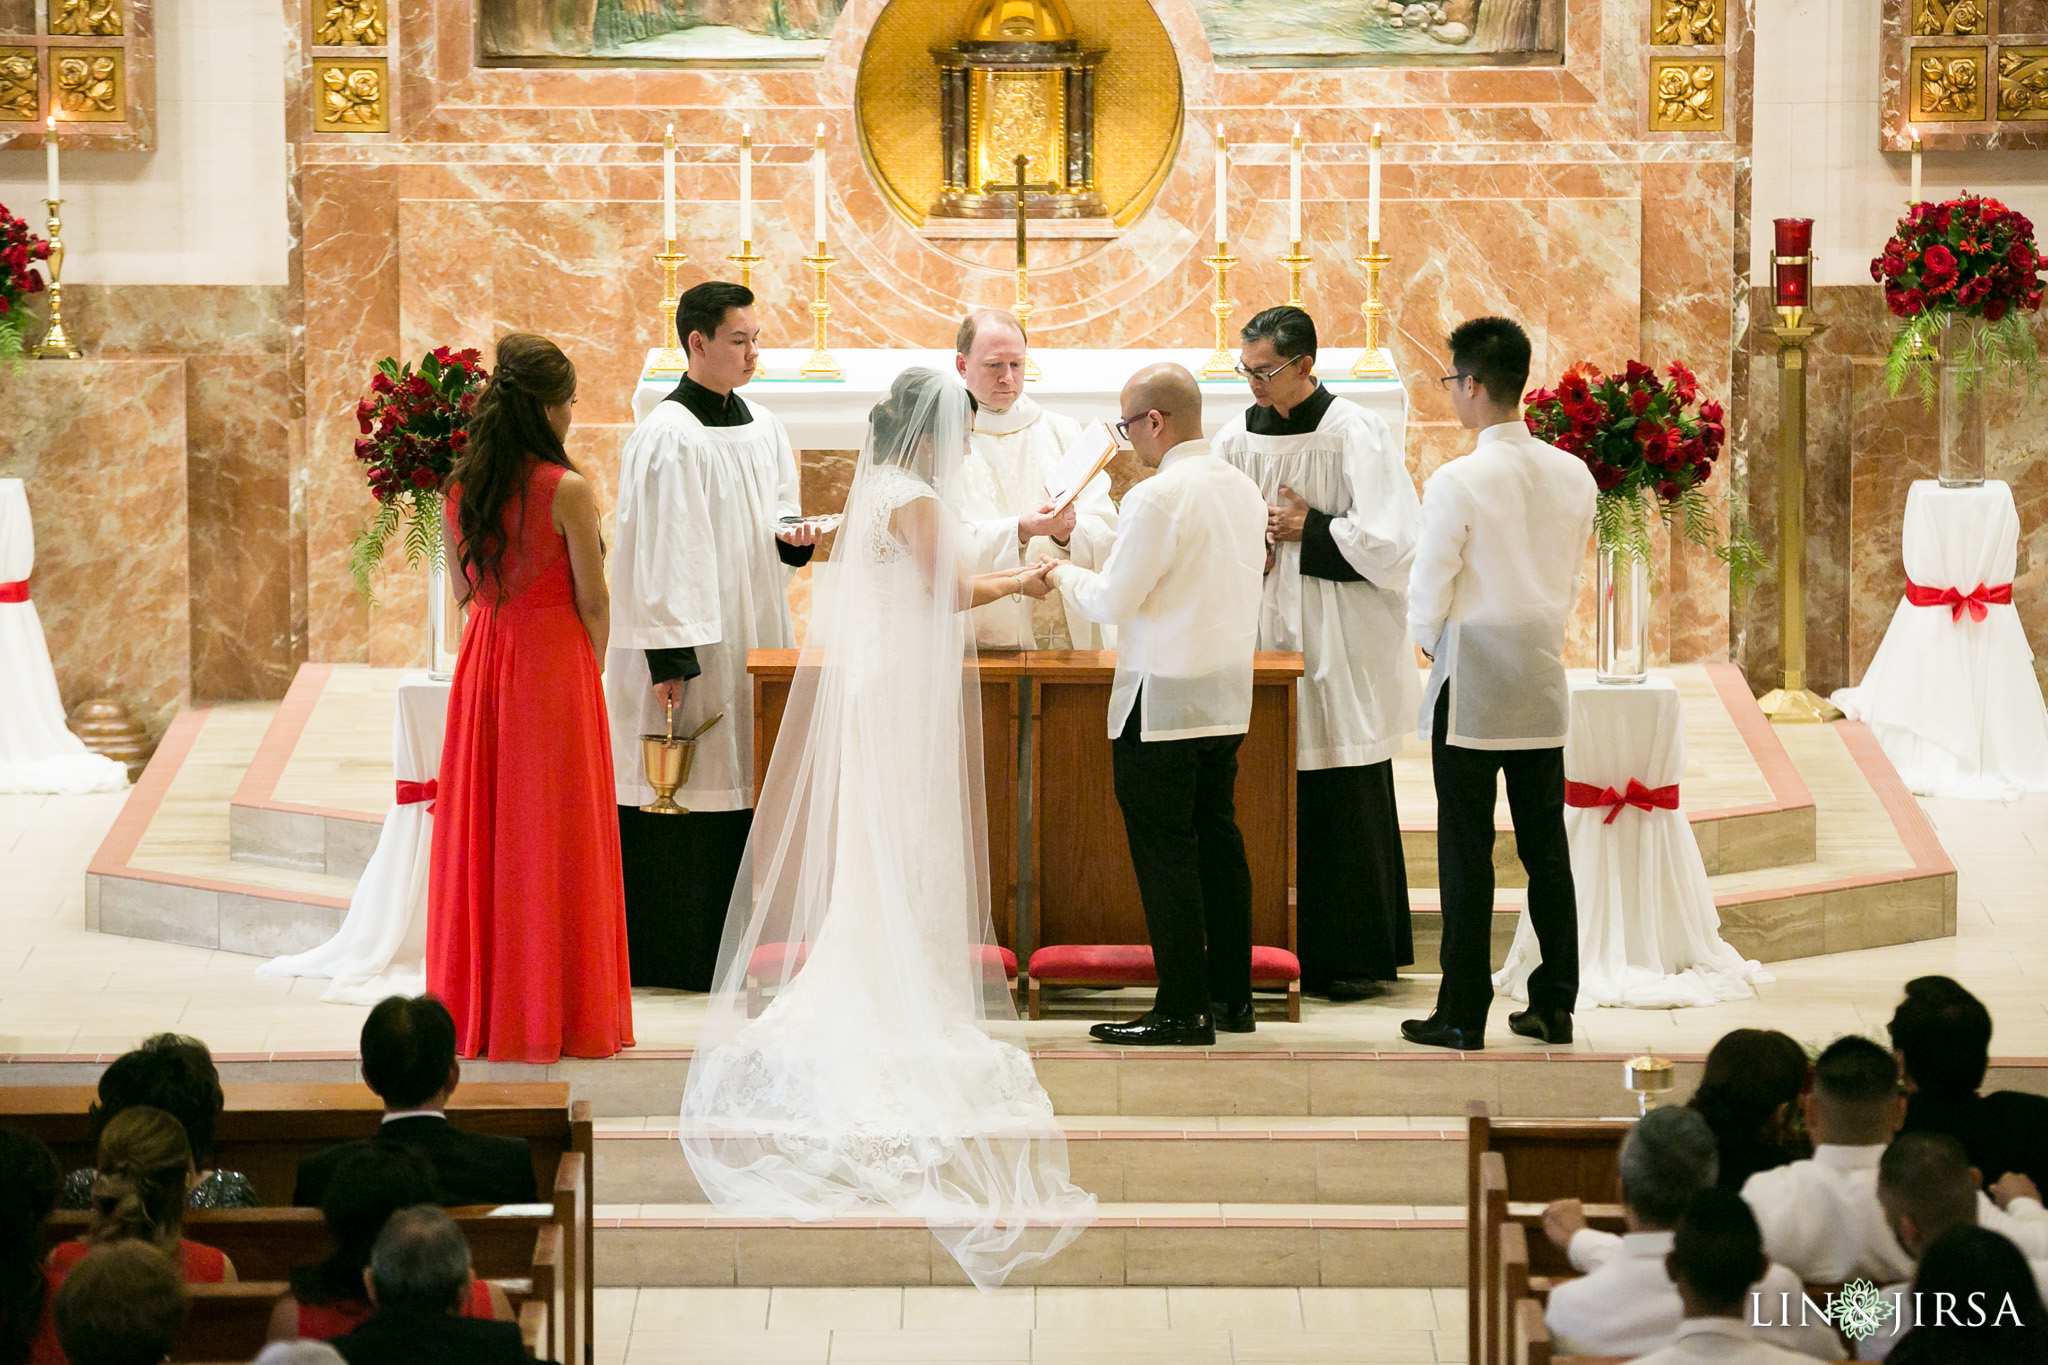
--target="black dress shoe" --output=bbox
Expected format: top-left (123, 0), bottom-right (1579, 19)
top-left (1211, 1001), bottom-right (1256, 1033)
top-left (1508, 1006), bottom-right (1574, 1045)
top-left (1326, 978), bottom-right (1392, 1003)
top-left (1090, 1010), bottom-right (1216, 1047)
top-left (1400, 1016), bottom-right (1484, 1051)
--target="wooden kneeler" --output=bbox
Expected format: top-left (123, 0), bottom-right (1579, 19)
top-left (1024, 943), bottom-right (1302, 1022)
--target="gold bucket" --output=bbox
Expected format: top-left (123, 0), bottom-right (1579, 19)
top-left (639, 710), bottom-right (723, 816)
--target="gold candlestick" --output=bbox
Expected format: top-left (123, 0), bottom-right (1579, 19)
top-left (1200, 244), bottom-right (1238, 378)
top-left (35, 200), bottom-right (81, 361)
top-left (799, 241), bottom-right (842, 380)
top-left (985, 155), bottom-right (1057, 383)
top-left (726, 239), bottom-right (764, 291)
top-left (1757, 311), bottom-right (1842, 724)
top-left (653, 238), bottom-right (689, 371)
top-left (1349, 241), bottom-right (1395, 380)
top-left (1278, 239), bottom-right (1311, 309)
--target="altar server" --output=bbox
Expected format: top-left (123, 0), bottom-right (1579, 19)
top-left (954, 309), bottom-right (1118, 648)
top-left (1403, 316), bottom-right (1595, 1052)
top-left (1214, 306), bottom-right (1419, 1002)
top-left (605, 281), bottom-right (818, 992)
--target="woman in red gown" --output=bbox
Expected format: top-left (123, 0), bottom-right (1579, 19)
top-left (428, 332), bottom-right (634, 1061)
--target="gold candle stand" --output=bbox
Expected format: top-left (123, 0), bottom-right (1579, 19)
top-left (1349, 241), bottom-right (1395, 380)
top-left (1200, 243), bottom-right (1238, 378)
top-left (726, 239), bottom-right (764, 290)
top-left (1278, 240), bottom-right (1311, 309)
top-left (652, 237), bottom-right (689, 371)
top-left (1013, 273), bottom-right (1042, 382)
top-left (799, 241), bottom-right (842, 380)
top-left (1757, 307), bottom-right (1842, 724)
top-left (35, 200), bottom-right (81, 361)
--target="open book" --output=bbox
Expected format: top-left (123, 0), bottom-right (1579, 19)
top-left (1042, 421), bottom-right (1122, 516)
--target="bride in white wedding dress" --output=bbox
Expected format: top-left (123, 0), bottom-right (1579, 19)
top-left (678, 367), bottom-right (1096, 1288)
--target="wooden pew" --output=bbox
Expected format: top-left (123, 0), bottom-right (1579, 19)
top-left (1514, 1296), bottom-right (1628, 1365)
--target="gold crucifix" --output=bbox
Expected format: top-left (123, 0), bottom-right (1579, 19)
top-left (981, 152), bottom-right (1057, 381)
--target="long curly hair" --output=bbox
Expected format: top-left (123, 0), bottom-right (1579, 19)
top-left (450, 333), bottom-right (578, 603)
top-left (86, 1107), bottom-right (193, 1255)
top-left (0, 1129), bottom-right (59, 1365)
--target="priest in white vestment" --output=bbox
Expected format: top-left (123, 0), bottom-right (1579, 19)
top-left (1214, 306), bottom-right (1419, 1002)
top-left (953, 309), bottom-right (1118, 649)
top-left (605, 281), bottom-right (817, 991)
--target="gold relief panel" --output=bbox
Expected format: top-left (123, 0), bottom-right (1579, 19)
top-left (1998, 48), bottom-right (2048, 119)
top-left (314, 55), bottom-right (388, 132)
top-left (0, 47), bottom-right (34, 121)
top-left (1911, 47), bottom-right (1987, 120)
top-left (1912, 0), bottom-right (1985, 36)
top-left (1648, 56), bottom-right (1723, 131)
top-left (1651, 0), bottom-right (1722, 46)
top-left (52, 48), bottom-right (122, 120)
top-left (315, 0), bottom-right (387, 47)
top-left (49, 0), bottom-right (122, 37)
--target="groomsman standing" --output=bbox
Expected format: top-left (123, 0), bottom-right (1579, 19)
top-left (1213, 306), bottom-right (1420, 1001)
top-left (1402, 317), bottom-right (1595, 1051)
top-left (605, 281), bottom-right (819, 991)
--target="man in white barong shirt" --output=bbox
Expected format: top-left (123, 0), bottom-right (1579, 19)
top-left (1627, 1190), bottom-right (1827, 1365)
top-left (1214, 305), bottom-right (1419, 1002)
top-left (1403, 316), bottom-right (1595, 1052)
top-left (953, 309), bottom-right (1118, 649)
top-left (604, 280), bottom-right (818, 992)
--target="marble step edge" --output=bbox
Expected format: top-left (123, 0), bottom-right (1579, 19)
top-left (601, 1118), bottom-right (1473, 1140)
top-left (593, 1203), bottom-right (1466, 1230)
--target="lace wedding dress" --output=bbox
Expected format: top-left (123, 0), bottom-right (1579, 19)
top-left (679, 369), bottom-right (1095, 1289)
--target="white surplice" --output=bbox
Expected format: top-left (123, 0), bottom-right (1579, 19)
top-left (957, 394), bottom-right (1118, 650)
top-left (1213, 394), bottom-right (1419, 769)
top-left (605, 399), bottom-right (802, 810)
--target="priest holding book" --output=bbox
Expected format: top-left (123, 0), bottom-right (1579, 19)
top-left (954, 309), bottom-right (1119, 649)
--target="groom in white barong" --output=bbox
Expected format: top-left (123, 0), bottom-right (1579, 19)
top-left (953, 309), bottom-right (1118, 649)
top-left (605, 280), bottom-right (819, 994)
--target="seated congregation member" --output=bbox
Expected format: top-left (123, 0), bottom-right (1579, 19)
top-left (1688, 1028), bottom-right (1814, 1191)
top-left (294, 995), bottom-right (536, 1209)
top-left (331, 1206), bottom-right (533, 1365)
top-left (49, 1107), bottom-right (236, 1284)
top-left (270, 1145), bottom-right (510, 1343)
top-left (58, 1032), bottom-right (256, 1211)
top-left (1887, 1225), bottom-right (2048, 1365)
top-left (1540, 1107), bottom-right (1836, 1359)
top-left (0, 1128), bottom-right (64, 1365)
top-left (1630, 1190), bottom-right (1825, 1365)
top-left (51, 1243), bottom-right (187, 1365)
top-left (1741, 1034), bottom-right (1915, 1285)
top-left (1888, 975), bottom-right (2048, 1195)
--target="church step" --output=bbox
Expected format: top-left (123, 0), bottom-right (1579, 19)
top-left (594, 1119), bottom-right (1469, 1207)
top-left (593, 1203), bottom-right (1465, 1288)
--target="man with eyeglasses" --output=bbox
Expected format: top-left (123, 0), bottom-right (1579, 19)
top-left (1213, 305), bottom-right (1421, 1009)
top-left (1049, 363), bottom-right (1269, 1046)
top-left (1402, 315), bottom-right (1596, 1052)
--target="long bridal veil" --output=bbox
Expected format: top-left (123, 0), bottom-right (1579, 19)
top-left (678, 367), bottom-right (1095, 1288)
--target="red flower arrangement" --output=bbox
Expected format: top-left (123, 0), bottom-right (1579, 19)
top-left (347, 346), bottom-right (487, 601)
top-left (0, 201), bottom-right (52, 368)
top-left (1870, 193), bottom-right (2046, 395)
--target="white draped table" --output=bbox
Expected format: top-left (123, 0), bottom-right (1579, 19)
top-left (0, 478), bottom-right (127, 795)
top-left (1495, 676), bottom-right (1771, 1010)
top-left (1833, 479), bottom-right (2048, 800)
top-left (257, 673), bottom-right (449, 1002)
top-left (631, 347), bottom-right (1408, 452)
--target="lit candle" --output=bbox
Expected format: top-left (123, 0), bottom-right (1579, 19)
top-left (662, 123), bottom-right (676, 243)
top-left (813, 123), bottom-right (826, 246)
top-left (1289, 122), bottom-right (1302, 244)
top-left (1214, 126), bottom-right (1227, 246)
top-left (1911, 133), bottom-right (1922, 204)
top-left (739, 123), bottom-right (752, 243)
top-left (1368, 123), bottom-right (1382, 246)
top-left (45, 114), bottom-right (58, 204)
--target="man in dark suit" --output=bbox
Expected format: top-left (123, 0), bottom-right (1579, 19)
top-left (333, 1205), bottom-right (536, 1365)
top-left (295, 994), bottom-right (538, 1207)
top-left (1890, 975), bottom-right (2048, 1195)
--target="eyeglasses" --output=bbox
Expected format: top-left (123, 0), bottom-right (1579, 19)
top-left (1436, 372), bottom-right (1476, 390)
top-left (1233, 355), bottom-right (1305, 383)
top-left (1114, 410), bottom-right (1159, 441)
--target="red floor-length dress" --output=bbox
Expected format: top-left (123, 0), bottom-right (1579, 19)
top-left (428, 459), bottom-right (634, 1061)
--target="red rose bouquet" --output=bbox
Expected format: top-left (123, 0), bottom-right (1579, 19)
top-left (0, 201), bottom-right (53, 370)
top-left (347, 346), bottom-right (487, 602)
top-left (1524, 359), bottom-right (1762, 586)
top-left (1870, 193), bottom-right (2045, 396)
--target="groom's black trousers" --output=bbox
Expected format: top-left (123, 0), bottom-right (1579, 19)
top-left (1111, 701), bottom-right (1254, 1018)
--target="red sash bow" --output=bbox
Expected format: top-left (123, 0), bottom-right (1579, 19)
top-left (1565, 777), bottom-right (1680, 824)
top-left (0, 579), bottom-right (27, 604)
top-left (395, 779), bottom-right (437, 811)
top-left (1904, 578), bottom-right (2012, 623)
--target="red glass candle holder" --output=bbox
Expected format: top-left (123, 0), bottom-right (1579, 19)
top-left (1773, 218), bottom-right (1814, 311)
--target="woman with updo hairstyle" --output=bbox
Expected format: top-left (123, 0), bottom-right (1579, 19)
top-left (1686, 1027), bottom-right (1812, 1190)
top-left (47, 1107), bottom-right (235, 1284)
top-left (426, 332), bottom-right (635, 1064)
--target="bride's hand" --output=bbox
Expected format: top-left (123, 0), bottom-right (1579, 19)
top-left (1015, 561), bottom-right (1058, 600)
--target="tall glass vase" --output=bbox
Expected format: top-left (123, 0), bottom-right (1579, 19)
top-left (1595, 534), bottom-right (1650, 685)
top-left (427, 546), bottom-right (456, 681)
top-left (1937, 316), bottom-right (1987, 488)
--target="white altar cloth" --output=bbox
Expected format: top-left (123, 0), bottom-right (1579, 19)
top-left (257, 673), bottom-right (448, 1002)
top-left (631, 347), bottom-right (1408, 454)
top-left (0, 479), bottom-right (127, 795)
top-left (1832, 480), bottom-right (2048, 801)
top-left (1494, 675), bottom-right (1771, 1010)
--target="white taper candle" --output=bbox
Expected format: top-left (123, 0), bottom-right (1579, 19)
top-left (740, 124), bottom-right (752, 241)
top-left (1214, 126), bottom-right (1227, 246)
top-left (813, 123), bottom-right (826, 246)
top-left (662, 123), bottom-right (676, 242)
top-left (1289, 122), bottom-right (1302, 243)
top-left (1368, 123), bottom-right (1381, 245)
top-left (1911, 133), bottom-right (1922, 204)
top-left (45, 115), bottom-right (58, 204)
